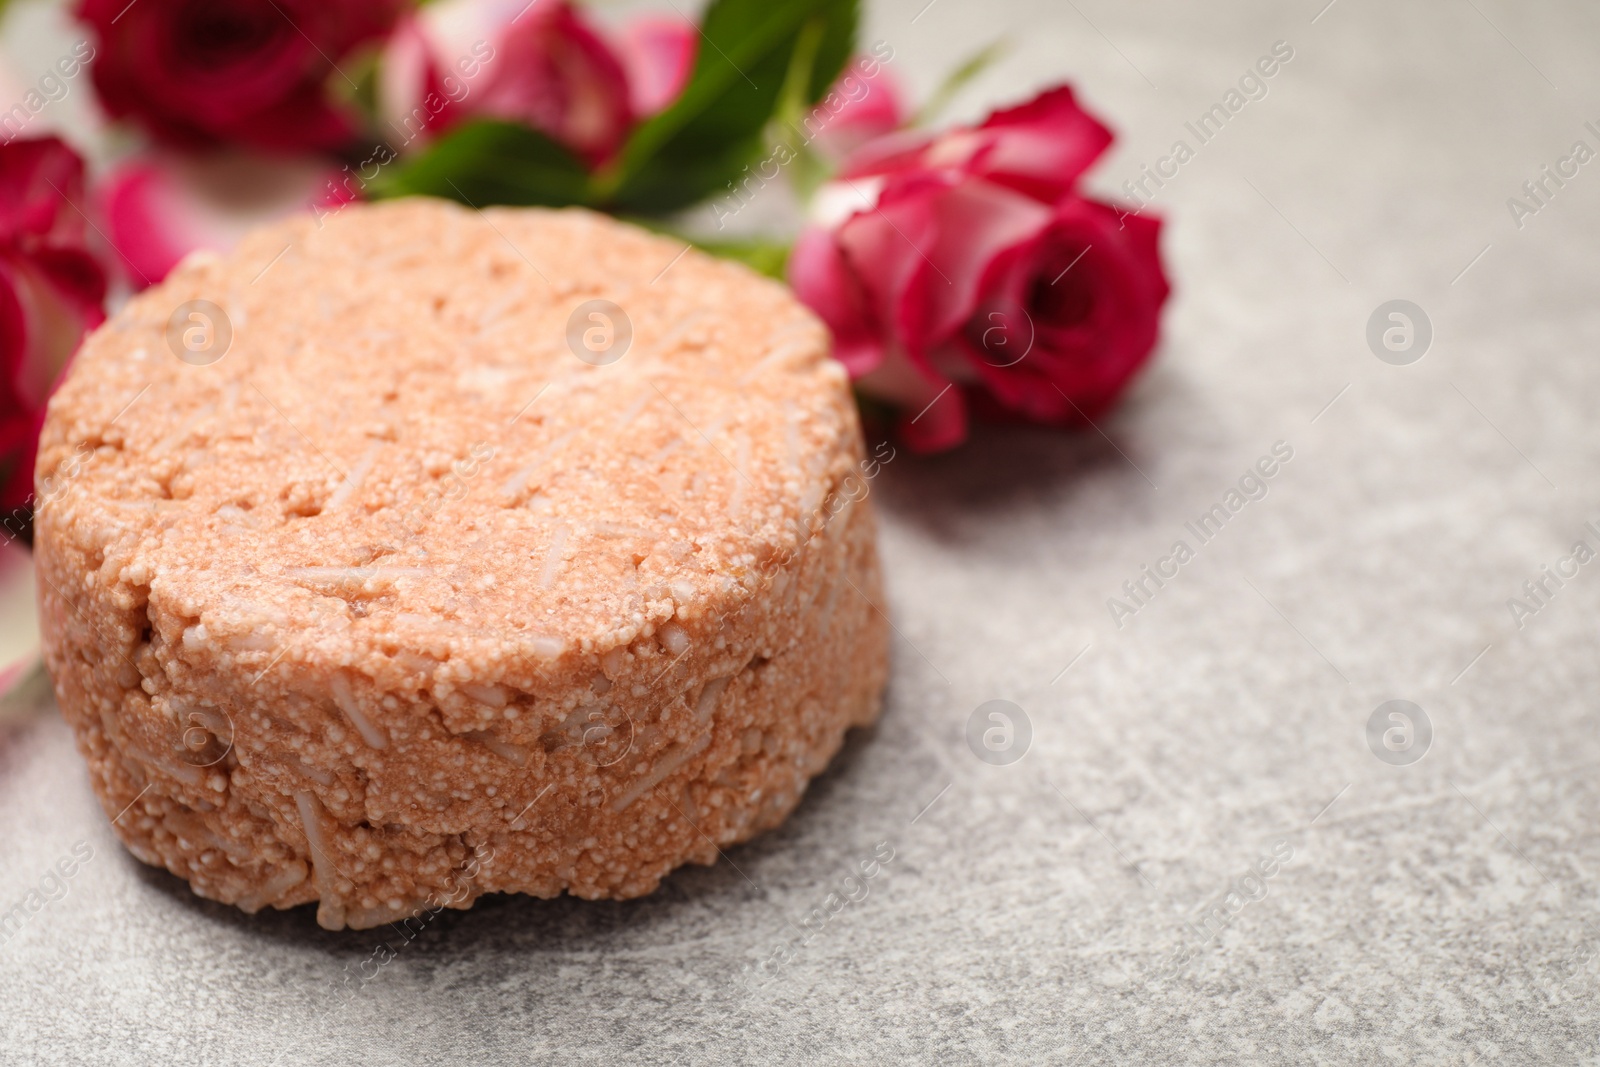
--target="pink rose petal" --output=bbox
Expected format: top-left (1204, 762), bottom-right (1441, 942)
top-left (100, 153), bottom-right (349, 289)
top-left (843, 84), bottom-right (1112, 206)
top-left (616, 15), bottom-right (696, 116)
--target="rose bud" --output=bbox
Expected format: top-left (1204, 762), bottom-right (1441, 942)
top-left (614, 14), bottom-right (696, 117)
top-left (789, 85), bottom-right (1169, 452)
top-left (375, 13), bottom-right (460, 150)
top-left (0, 137), bottom-right (107, 517)
top-left (463, 0), bottom-right (634, 166)
top-left (76, 0), bottom-right (405, 153)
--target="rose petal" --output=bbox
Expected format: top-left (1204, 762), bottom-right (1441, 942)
top-left (0, 137), bottom-right (90, 246)
top-left (811, 57), bottom-right (908, 162)
top-left (906, 177), bottom-right (1054, 344)
top-left (853, 344), bottom-right (967, 453)
top-left (100, 160), bottom-right (206, 287)
top-left (474, 0), bottom-right (633, 165)
top-left (796, 84), bottom-right (1165, 451)
top-left (842, 84), bottom-right (1112, 205)
top-left (0, 253), bottom-right (104, 512)
top-left (832, 174), bottom-right (946, 363)
top-left (377, 13), bottom-right (458, 151)
top-left (99, 153), bottom-right (349, 289)
top-left (19, 248), bottom-right (107, 331)
top-left (788, 226), bottom-right (884, 376)
top-left (971, 85), bottom-right (1115, 202)
top-left (76, 0), bottom-right (404, 153)
top-left (616, 15), bottom-right (696, 116)
top-left (894, 384), bottom-right (968, 454)
top-left (961, 197), bottom-right (1169, 423)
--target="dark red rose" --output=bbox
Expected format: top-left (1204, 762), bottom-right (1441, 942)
top-left (789, 85), bottom-right (1169, 452)
top-left (77, 0), bottom-right (404, 153)
top-left (0, 138), bottom-right (107, 516)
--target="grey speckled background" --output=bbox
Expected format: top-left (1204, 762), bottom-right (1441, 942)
top-left (5, 0), bottom-right (1600, 1063)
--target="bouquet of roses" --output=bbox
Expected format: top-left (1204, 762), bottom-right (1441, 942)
top-left (0, 0), bottom-right (1169, 528)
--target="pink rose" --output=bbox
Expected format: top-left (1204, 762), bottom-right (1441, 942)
top-left (0, 138), bottom-right (106, 518)
top-left (77, 0), bottom-right (405, 153)
top-left (375, 13), bottom-right (462, 149)
top-left (789, 86), bottom-right (1169, 452)
top-left (464, 0), bottom-right (634, 165)
top-left (99, 153), bottom-right (352, 288)
top-left (614, 15), bottom-right (696, 117)
top-left (841, 85), bottom-right (1113, 204)
top-left (809, 52), bottom-right (908, 164)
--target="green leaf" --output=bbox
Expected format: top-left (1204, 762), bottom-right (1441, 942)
top-left (775, 17), bottom-right (829, 131)
top-left (371, 120), bottom-right (592, 208)
top-left (367, 0), bottom-right (857, 216)
top-left (766, 17), bottom-right (834, 207)
top-left (691, 237), bottom-right (792, 280)
top-left (330, 42), bottom-right (384, 135)
top-left (600, 0), bottom-right (858, 214)
top-left (616, 216), bottom-right (792, 280)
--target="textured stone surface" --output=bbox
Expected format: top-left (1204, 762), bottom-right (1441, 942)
top-left (4, 0), bottom-right (1600, 1062)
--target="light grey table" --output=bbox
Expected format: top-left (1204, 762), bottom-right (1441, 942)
top-left (5, 0), bottom-right (1600, 1062)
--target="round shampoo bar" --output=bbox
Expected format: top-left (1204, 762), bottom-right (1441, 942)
top-left (35, 199), bottom-right (889, 930)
